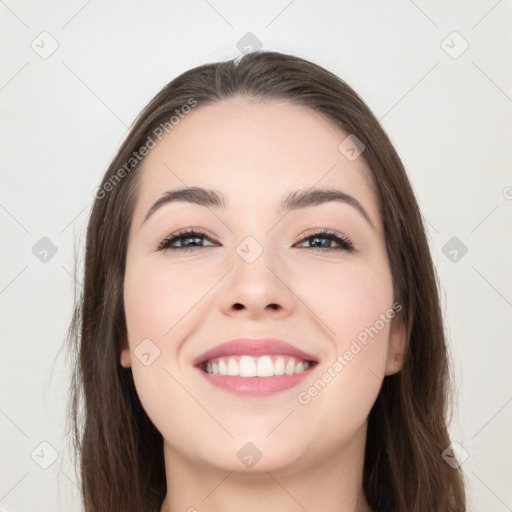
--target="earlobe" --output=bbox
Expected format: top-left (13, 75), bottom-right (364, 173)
top-left (119, 338), bottom-right (132, 368)
top-left (385, 312), bottom-right (407, 376)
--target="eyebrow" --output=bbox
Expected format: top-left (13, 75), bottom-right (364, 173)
top-left (142, 186), bottom-right (375, 229)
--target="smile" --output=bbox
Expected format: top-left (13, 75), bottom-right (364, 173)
top-left (196, 356), bottom-right (318, 397)
top-left (193, 337), bottom-right (319, 396)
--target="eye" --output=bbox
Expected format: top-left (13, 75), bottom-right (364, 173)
top-left (294, 229), bottom-right (354, 252)
top-left (155, 228), bottom-right (355, 253)
top-left (155, 228), bottom-right (217, 252)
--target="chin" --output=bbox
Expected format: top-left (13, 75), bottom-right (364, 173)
top-left (196, 435), bottom-right (309, 475)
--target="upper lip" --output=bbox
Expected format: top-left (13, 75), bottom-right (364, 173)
top-left (193, 337), bottom-right (319, 367)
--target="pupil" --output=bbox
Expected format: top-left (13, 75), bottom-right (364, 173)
top-left (312, 237), bottom-right (328, 248)
top-left (184, 236), bottom-right (201, 247)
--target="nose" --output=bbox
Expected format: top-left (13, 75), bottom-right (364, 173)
top-left (219, 241), bottom-right (296, 320)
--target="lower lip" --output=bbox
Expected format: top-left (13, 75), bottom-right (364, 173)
top-left (195, 366), bottom-right (315, 396)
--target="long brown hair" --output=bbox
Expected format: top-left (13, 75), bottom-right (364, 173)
top-left (66, 50), bottom-right (466, 511)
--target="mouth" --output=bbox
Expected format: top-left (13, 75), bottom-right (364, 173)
top-left (193, 337), bottom-right (319, 396)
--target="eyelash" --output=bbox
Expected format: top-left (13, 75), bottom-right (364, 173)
top-left (155, 228), bottom-right (355, 253)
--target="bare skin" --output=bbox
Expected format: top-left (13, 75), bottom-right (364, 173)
top-left (119, 95), bottom-right (406, 512)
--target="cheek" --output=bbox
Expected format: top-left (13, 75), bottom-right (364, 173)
top-left (288, 259), bottom-right (394, 450)
top-left (122, 259), bottom-right (216, 446)
top-left (123, 258), bottom-right (211, 348)
top-left (291, 257), bottom-right (393, 408)
top-left (122, 257), bottom-right (223, 410)
top-left (294, 256), bottom-right (394, 348)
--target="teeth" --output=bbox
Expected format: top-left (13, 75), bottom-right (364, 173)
top-left (285, 358), bottom-right (295, 375)
top-left (203, 355), bottom-right (312, 377)
top-left (294, 362), bottom-right (305, 374)
top-left (227, 358), bottom-right (238, 376)
top-left (274, 356), bottom-right (285, 375)
top-left (240, 355), bottom-right (256, 377)
top-left (257, 355), bottom-right (274, 377)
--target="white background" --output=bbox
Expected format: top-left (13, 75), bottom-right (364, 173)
top-left (1, 1), bottom-right (511, 511)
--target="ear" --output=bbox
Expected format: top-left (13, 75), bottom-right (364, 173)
top-left (119, 337), bottom-right (132, 368)
top-left (384, 311), bottom-right (407, 376)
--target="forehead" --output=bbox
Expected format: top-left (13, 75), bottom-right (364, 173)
top-left (132, 95), bottom-right (379, 226)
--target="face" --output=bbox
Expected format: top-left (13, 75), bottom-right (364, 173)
top-left (120, 95), bottom-right (405, 475)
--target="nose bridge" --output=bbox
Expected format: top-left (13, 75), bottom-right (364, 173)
top-left (219, 232), bottom-right (293, 316)
top-left (234, 233), bottom-right (279, 292)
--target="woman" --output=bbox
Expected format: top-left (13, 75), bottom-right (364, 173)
top-left (67, 50), bottom-right (467, 511)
